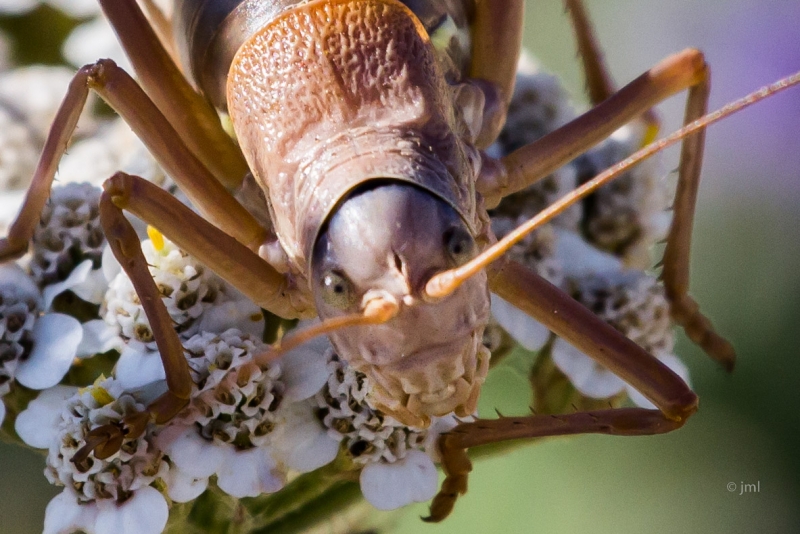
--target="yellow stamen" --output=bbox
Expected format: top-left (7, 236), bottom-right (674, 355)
top-left (80, 376), bottom-right (115, 406)
top-left (147, 225), bottom-right (165, 251)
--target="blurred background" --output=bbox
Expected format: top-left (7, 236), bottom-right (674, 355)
top-left (1, 1), bottom-right (798, 533)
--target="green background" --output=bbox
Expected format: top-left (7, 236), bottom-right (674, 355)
top-left (1, 1), bottom-right (798, 533)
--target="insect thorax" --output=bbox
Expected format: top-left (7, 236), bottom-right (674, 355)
top-left (174, 0), bottom-right (474, 109)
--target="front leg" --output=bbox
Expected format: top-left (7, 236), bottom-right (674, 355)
top-left (103, 172), bottom-right (311, 319)
top-left (73, 171), bottom-right (312, 463)
top-left (468, 0), bottom-right (524, 148)
top-left (0, 60), bottom-right (268, 263)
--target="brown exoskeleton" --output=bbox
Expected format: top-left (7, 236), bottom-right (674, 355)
top-left (1, 0), bottom-right (798, 523)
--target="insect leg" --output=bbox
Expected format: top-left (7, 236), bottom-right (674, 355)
top-left (1, 61), bottom-right (268, 265)
top-left (491, 261), bottom-right (697, 420)
top-left (424, 259), bottom-right (698, 521)
top-left (468, 0), bottom-right (524, 148)
top-left (557, 3), bottom-right (736, 367)
top-left (137, 0), bottom-right (179, 64)
top-left (103, 172), bottom-right (307, 319)
top-left (564, 0), bottom-right (616, 105)
top-left (477, 49), bottom-right (709, 208)
top-left (564, 0), bottom-right (660, 134)
top-left (65, 185), bottom-right (194, 465)
top-left (98, 188), bottom-right (192, 418)
top-left (0, 67), bottom-right (88, 261)
top-left (98, 0), bottom-right (249, 189)
top-left (427, 407), bottom-right (683, 522)
top-left (660, 78), bottom-right (736, 369)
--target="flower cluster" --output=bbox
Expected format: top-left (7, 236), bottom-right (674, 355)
top-left (314, 351), bottom-right (460, 510)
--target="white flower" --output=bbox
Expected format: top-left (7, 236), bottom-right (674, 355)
top-left (31, 182), bottom-right (105, 289)
top-left (490, 293), bottom-right (551, 352)
top-left (104, 233), bottom-right (264, 389)
top-left (63, 16), bottom-right (130, 71)
top-left (489, 230), bottom-right (623, 354)
top-left (42, 260), bottom-right (109, 308)
top-left (0, 264), bottom-right (84, 391)
top-left (0, 0), bottom-right (37, 15)
top-left (550, 270), bottom-right (690, 406)
top-left (44, 485), bottom-right (168, 534)
top-left (45, 0), bottom-right (100, 18)
top-left (313, 351), bottom-right (460, 510)
top-left (269, 401), bottom-right (340, 473)
top-left (360, 450), bottom-right (438, 510)
top-left (576, 126), bottom-right (671, 267)
top-left (0, 188), bottom-right (25, 235)
top-left (14, 313), bottom-right (83, 389)
top-left (15, 385), bottom-right (79, 448)
top-left (104, 234), bottom-right (229, 345)
top-left (156, 329), bottom-right (336, 501)
top-left (0, 67), bottom-right (98, 192)
top-left (36, 377), bottom-right (168, 534)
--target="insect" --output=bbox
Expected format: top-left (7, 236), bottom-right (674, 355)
top-left (0, 0), bottom-right (798, 528)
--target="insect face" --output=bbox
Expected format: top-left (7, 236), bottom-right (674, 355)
top-left (311, 182), bottom-right (490, 427)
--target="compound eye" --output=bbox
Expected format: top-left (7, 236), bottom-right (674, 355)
top-left (320, 270), bottom-right (356, 310)
top-left (444, 226), bottom-right (476, 267)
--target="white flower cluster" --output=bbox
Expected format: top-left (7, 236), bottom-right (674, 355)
top-left (156, 330), bottom-right (339, 503)
top-left (30, 182), bottom-right (105, 286)
top-left (16, 381), bottom-right (169, 534)
top-left (314, 351), bottom-right (459, 510)
top-left (486, 55), bottom-right (687, 406)
top-left (0, 263), bottom-right (84, 418)
top-left (552, 271), bottom-right (689, 407)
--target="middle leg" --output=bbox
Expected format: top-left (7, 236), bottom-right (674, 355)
top-left (477, 44), bottom-right (733, 367)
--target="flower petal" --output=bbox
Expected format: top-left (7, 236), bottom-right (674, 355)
top-left (95, 486), bottom-right (168, 534)
top-left (15, 385), bottom-right (78, 449)
top-left (490, 293), bottom-right (551, 351)
top-left (76, 320), bottom-right (122, 358)
top-left (46, 0), bottom-right (101, 18)
top-left (42, 259), bottom-right (93, 309)
top-left (0, 262), bottom-right (40, 300)
top-left (161, 427), bottom-right (224, 479)
top-left (216, 448), bottom-right (285, 498)
top-left (196, 297), bottom-right (264, 338)
top-left (555, 229), bottom-right (622, 278)
top-left (627, 353), bottom-right (691, 409)
top-left (70, 267), bottom-right (109, 305)
top-left (272, 403), bottom-right (340, 472)
top-left (15, 313), bottom-right (82, 390)
top-left (43, 490), bottom-right (98, 534)
top-left (101, 244), bottom-right (122, 284)
top-left (280, 335), bottom-right (331, 401)
top-left (63, 18), bottom-right (130, 71)
top-left (163, 467), bottom-right (208, 503)
top-left (115, 343), bottom-right (165, 390)
top-left (359, 450), bottom-right (438, 510)
top-left (551, 337), bottom-right (625, 398)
